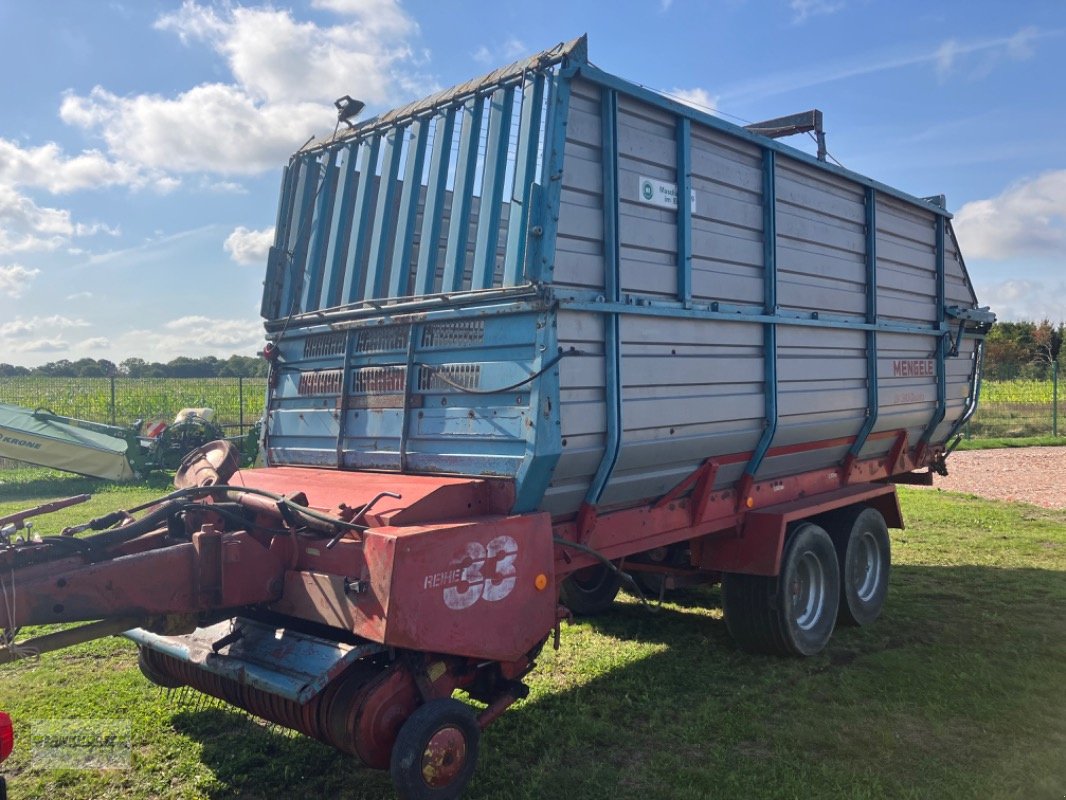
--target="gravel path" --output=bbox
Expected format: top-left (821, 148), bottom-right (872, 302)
top-left (925, 446), bottom-right (1066, 509)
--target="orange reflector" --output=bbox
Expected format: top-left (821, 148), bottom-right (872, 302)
top-left (746, 497), bottom-right (754, 508)
top-left (534, 573), bottom-right (548, 591)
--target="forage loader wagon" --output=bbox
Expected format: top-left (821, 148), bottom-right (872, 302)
top-left (0, 36), bottom-right (992, 799)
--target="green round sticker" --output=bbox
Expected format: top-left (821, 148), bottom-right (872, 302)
top-left (641, 180), bottom-right (654, 200)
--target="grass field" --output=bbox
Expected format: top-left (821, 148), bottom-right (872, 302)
top-left (0, 469), bottom-right (1063, 799)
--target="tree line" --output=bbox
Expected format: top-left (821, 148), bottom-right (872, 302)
top-left (0, 355), bottom-right (269, 379)
top-left (983, 319), bottom-right (1062, 381)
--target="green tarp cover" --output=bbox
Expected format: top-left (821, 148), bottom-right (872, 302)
top-left (0, 403), bottom-right (134, 480)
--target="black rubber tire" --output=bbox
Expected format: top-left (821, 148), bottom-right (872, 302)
top-left (722, 522), bottom-right (840, 656)
top-left (559, 562), bottom-right (622, 615)
top-left (832, 507), bottom-right (891, 627)
top-left (390, 698), bottom-right (480, 800)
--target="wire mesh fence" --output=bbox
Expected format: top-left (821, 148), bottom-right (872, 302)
top-left (966, 373), bottom-right (1063, 438)
top-left (0, 377), bottom-right (267, 435)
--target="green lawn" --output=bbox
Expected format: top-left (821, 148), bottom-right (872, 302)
top-left (0, 470), bottom-right (1063, 799)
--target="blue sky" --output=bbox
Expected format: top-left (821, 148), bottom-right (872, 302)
top-left (0, 0), bottom-right (1063, 366)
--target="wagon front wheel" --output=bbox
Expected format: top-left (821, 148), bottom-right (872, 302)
top-left (723, 522), bottom-right (840, 656)
top-left (559, 562), bottom-right (622, 615)
top-left (390, 698), bottom-right (480, 800)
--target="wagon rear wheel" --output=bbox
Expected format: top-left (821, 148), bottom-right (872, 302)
top-left (390, 698), bottom-right (480, 800)
top-left (832, 507), bottom-right (891, 626)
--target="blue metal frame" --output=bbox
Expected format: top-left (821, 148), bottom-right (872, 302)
top-left (442, 97), bottom-right (484, 292)
top-left (342, 135), bottom-right (382, 303)
top-left (279, 154), bottom-right (318, 318)
top-left (503, 74), bottom-right (545, 287)
top-left (388, 120), bottom-right (430, 299)
top-left (676, 116), bottom-right (693, 307)
top-left (414, 108), bottom-right (457, 296)
top-left (302, 150), bottom-right (339, 311)
top-left (528, 70), bottom-right (573, 283)
top-left (586, 87), bottom-right (622, 505)
top-left (322, 144), bottom-right (360, 308)
top-left (919, 215), bottom-right (948, 446)
top-left (573, 63), bottom-right (953, 221)
top-left (364, 128), bottom-right (404, 300)
top-left (740, 148), bottom-right (779, 483)
top-left (473, 87), bottom-right (515, 290)
top-left (847, 186), bottom-right (880, 461)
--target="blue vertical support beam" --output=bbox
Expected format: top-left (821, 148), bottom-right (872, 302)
top-left (261, 161), bottom-right (295, 318)
top-left (301, 150), bottom-right (339, 311)
top-left (414, 108), bottom-right (456, 295)
top-left (364, 129), bottom-right (404, 300)
top-left (676, 116), bottom-right (693, 306)
top-left (473, 86), bottom-right (515, 289)
top-left (920, 215), bottom-right (948, 446)
top-left (323, 144), bottom-right (360, 308)
top-left (528, 70), bottom-right (573, 283)
top-left (585, 87), bottom-right (622, 505)
top-left (388, 119), bottom-right (429, 298)
top-left (739, 148), bottom-right (779, 500)
top-left (278, 154), bottom-right (318, 318)
top-left (341, 134), bottom-right (381, 304)
top-left (442, 98), bottom-right (484, 292)
top-left (503, 73), bottom-right (545, 287)
top-left (847, 187), bottom-right (880, 464)
top-left (272, 161), bottom-right (296, 251)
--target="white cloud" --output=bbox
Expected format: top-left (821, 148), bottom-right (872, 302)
top-left (0, 315), bottom-right (90, 340)
top-left (0, 185), bottom-right (75, 253)
top-left (224, 225), bottom-right (274, 265)
top-left (156, 2), bottom-right (416, 106)
top-left (660, 0), bottom-right (674, 11)
top-left (935, 39), bottom-right (960, 81)
top-left (0, 264), bottom-right (40, 298)
top-left (972, 278), bottom-right (1066, 323)
top-left (790, 0), bottom-right (844, 23)
top-left (471, 37), bottom-right (527, 67)
top-left (66, 291), bottom-right (94, 301)
top-left (0, 185), bottom-right (120, 254)
top-left (111, 316), bottom-right (265, 361)
top-left (667, 87), bottom-right (717, 113)
top-left (0, 138), bottom-right (152, 193)
top-left (954, 170), bottom-right (1066, 260)
top-left (60, 84), bottom-right (329, 175)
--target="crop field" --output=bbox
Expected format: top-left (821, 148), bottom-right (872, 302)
top-left (0, 468), bottom-right (1062, 799)
top-left (0, 378), bottom-right (267, 433)
top-left (968, 379), bottom-right (1065, 438)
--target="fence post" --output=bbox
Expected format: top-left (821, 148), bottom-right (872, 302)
top-left (1054, 360), bottom-right (1059, 437)
top-left (110, 376), bottom-right (116, 426)
top-left (239, 376), bottom-right (245, 435)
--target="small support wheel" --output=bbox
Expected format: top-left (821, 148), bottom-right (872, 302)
top-left (833, 507), bottom-right (891, 626)
top-left (390, 698), bottom-right (480, 800)
top-left (559, 562), bottom-right (622, 615)
top-left (723, 522), bottom-right (840, 656)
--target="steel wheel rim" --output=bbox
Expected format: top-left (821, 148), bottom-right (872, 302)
top-left (853, 530), bottom-right (882, 603)
top-left (791, 550), bottom-right (826, 630)
top-left (421, 725), bottom-right (467, 788)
